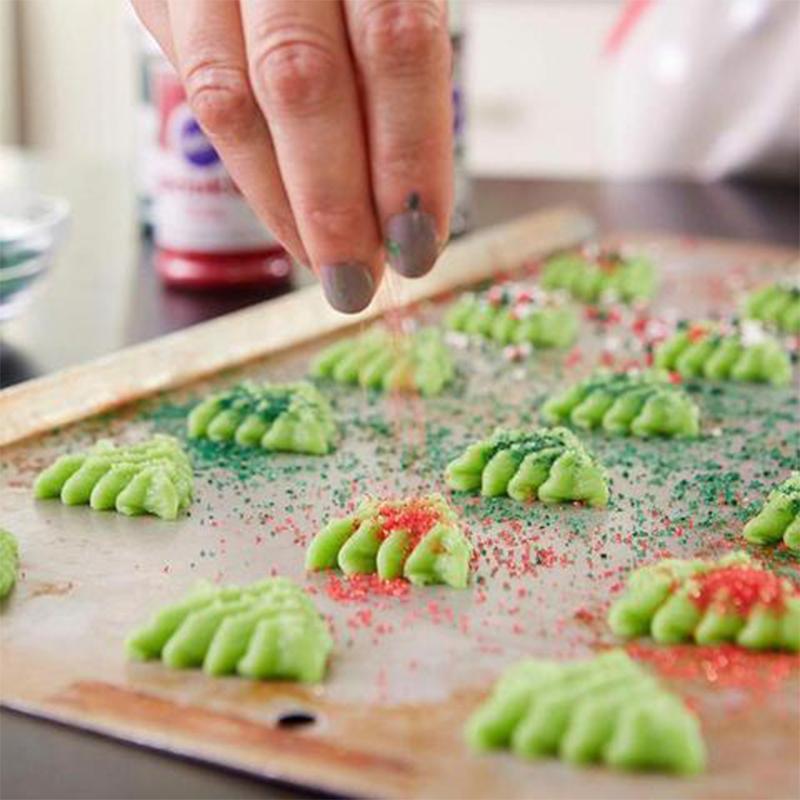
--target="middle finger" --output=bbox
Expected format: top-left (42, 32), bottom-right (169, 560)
top-left (242, 0), bottom-right (383, 313)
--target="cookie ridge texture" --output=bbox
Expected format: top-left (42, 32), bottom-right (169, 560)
top-left (653, 320), bottom-right (791, 386)
top-left (445, 426), bottom-right (609, 507)
top-left (34, 435), bottom-right (193, 521)
top-left (540, 249), bottom-right (656, 305)
top-left (0, 529), bottom-right (19, 599)
top-left (188, 380), bottom-right (336, 455)
top-left (306, 494), bottom-right (472, 588)
top-left (311, 327), bottom-right (455, 397)
top-left (608, 551), bottom-right (800, 652)
top-left (742, 280), bottom-right (800, 334)
top-left (743, 472), bottom-right (800, 552)
top-left (542, 369), bottom-right (700, 438)
top-left (444, 283), bottom-right (578, 349)
top-left (465, 649), bottom-right (705, 775)
top-left (126, 577), bottom-right (332, 682)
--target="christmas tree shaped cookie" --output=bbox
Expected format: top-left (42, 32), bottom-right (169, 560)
top-left (541, 249), bottom-right (656, 305)
top-left (311, 327), bottom-right (455, 396)
top-left (445, 427), bottom-right (609, 507)
top-left (34, 435), bottom-right (193, 521)
top-left (0, 530), bottom-right (19, 599)
top-left (743, 472), bottom-right (800, 552)
top-left (306, 494), bottom-right (471, 588)
top-left (743, 279), bottom-right (800, 334)
top-left (188, 381), bottom-right (336, 455)
top-left (444, 283), bottom-right (578, 348)
top-left (608, 551), bottom-right (800, 652)
top-left (541, 369), bottom-right (700, 438)
top-left (126, 577), bottom-right (332, 682)
top-left (466, 649), bottom-right (705, 775)
top-left (653, 320), bottom-right (791, 386)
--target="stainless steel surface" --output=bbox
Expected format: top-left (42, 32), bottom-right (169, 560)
top-left (1, 709), bottom-right (310, 800)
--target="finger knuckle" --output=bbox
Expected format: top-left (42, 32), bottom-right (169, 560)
top-left (183, 61), bottom-right (255, 140)
top-left (249, 23), bottom-right (339, 116)
top-left (382, 134), bottom-right (451, 183)
top-left (304, 201), bottom-right (370, 248)
top-left (360, 0), bottom-right (447, 75)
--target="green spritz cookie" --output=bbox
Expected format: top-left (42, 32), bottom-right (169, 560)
top-left (743, 472), bottom-right (800, 552)
top-left (444, 283), bottom-right (578, 348)
top-left (0, 530), bottom-right (19, 599)
top-left (188, 381), bottom-right (336, 455)
top-left (743, 279), bottom-right (800, 334)
top-left (306, 494), bottom-right (471, 588)
top-left (465, 649), bottom-right (705, 775)
top-left (311, 327), bottom-right (455, 396)
top-left (126, 577), bottom-right (332, 682)
top-left (653, 320), bottom-right (791, 386)
top-left (541, 369), bottom-right (700, 438)
top-left (34, 435), bottom-right (193, 521)
top-left (608, 551), bottom-right (800, 652)
top-left (445, 427), bottom-right (609, 507)
top-left (540, 249), bottom-right (656, 305)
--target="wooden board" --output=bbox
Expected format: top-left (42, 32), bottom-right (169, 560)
top-left (0, 206), bottom-right (594, 447)
top-left (1, 222), bottom-right (799, 799)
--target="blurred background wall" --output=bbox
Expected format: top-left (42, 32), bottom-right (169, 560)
top-left (2, 0), bottom-right (137, 159)
top-left (1, 0), bottom-right (797, 180)
top-left (0, 0), bottom-right (620, 175)
top-left (0, 0), bottom-right (20, 144)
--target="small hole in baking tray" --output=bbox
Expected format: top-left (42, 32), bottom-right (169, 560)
top-left (275, 710), bottom-right (317, 729)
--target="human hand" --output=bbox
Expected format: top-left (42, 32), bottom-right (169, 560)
top-left (132, 0), bottom-right (454, 312)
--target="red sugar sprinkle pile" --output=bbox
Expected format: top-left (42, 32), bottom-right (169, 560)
top-left (325, 573), bottom-right (411, 604)
top-left (376, 499), bottom-right (441, 546)
top-left (628, 643), bottom-right (800, 694)
top-left (690, 567), bottom-right (796, 615)
top-left (564, 347), bottom-right (583, 368)
top-left (597, 252), bottom-right (622, 273)
top-left (687, 324), bottom-right (709, 343)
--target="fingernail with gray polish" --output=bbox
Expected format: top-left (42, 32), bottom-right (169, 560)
top-left (320, 261), bottom-right (375, 313)
top-left (385, 192), bottom-right (439, 278)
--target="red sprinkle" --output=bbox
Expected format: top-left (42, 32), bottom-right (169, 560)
top-left (376, 498), bottom-right (442, 546)
top-left (565, 347), bottom-right (583, 368)
top-left (324, 573), bottom-right (410, 604)
top-left (486, 286), bottom-right (505, 306)
top-left (628, 642), bottom-right (800, 694)
top-left (687, 324), bottom-right (708, 343)
top-left (632, 315), bottom-right (650, 338)
top-left (690, 567), bottom-right (797, 615)
top-left (573, 607), bottom-right (596, 624)
top-left (535, 547), bottom-right (558, 567)
top-left (597, 252), bottom-right (623, 273)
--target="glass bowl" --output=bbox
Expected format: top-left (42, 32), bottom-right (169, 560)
top-left (0, 191), bottom-right (70, 321)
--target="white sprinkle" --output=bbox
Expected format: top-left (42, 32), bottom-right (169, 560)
top-left (740, 320), bottom-right (768, 347)
top-left (444, 331), bottom-right (470, 349)
top-left (604, 335), bottom-right (622, 353)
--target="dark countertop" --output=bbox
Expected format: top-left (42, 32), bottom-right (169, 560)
top-left (1, 147), bottom-right (798, 388)
top-left (1, 150), bottom-right (798, 799)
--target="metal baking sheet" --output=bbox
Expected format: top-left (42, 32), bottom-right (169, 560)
top-left (1, 234), bottom-right (798, 799)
